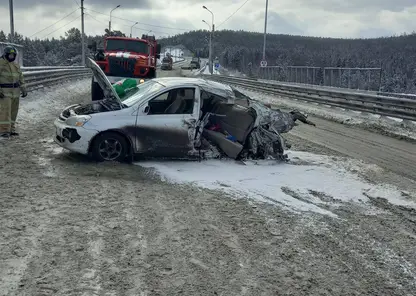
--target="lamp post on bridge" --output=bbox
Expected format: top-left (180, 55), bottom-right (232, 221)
top-left (130, 22), bottom-right (138, 38)
top-left (202, 20), bottom-right (211, 70)
top-left (109, 4), bottom-right (120, 34)
top-left (203, 5), bottom-right (214, 74)
top-left (261, 0), bottom-right (268, 68)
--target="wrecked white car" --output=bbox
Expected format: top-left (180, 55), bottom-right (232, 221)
top-left (54, 58), bottom-right (314, 162)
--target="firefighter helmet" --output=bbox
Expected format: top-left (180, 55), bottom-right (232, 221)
top-left (3, 45), bottom-right (17, 62)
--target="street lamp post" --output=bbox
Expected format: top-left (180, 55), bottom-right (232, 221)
top-left (203, 5), bottom-right (214, 74)
top-left (262, 0), bottom-right (268, 63)
top-left (130, 22), bottom-right (138, 38)
top-left (202, 20), bottom-right (211, 70)
top-left (109, 5), bottom-right (120, 34)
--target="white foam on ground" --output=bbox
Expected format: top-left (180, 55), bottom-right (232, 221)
top-left (135, 151), bottom-right (415, 217)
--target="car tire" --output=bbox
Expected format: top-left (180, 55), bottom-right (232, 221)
top-left (91, 79), bottom-right (104, 101)
top-left (91, 132), bottom-right (129, 162)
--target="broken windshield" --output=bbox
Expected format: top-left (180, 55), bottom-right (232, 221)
top-left (121, 80), bottom-right (165, 107)
top-left (106, 39), bottom-right (148, 54)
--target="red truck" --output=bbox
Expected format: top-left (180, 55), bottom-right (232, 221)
top-left (88, 34), bottom-right (161, 101)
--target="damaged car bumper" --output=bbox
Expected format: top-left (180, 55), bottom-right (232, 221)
top-left (54, 118), bottom-right (98, 155)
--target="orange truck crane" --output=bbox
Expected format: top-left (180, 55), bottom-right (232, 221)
top-left (88, 34), bottom-right (161, 101)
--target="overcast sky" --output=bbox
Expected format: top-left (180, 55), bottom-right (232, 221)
top-left (0, 0), bottom-right (415, 40)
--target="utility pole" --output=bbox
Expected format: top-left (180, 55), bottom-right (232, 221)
top-left (262, 0), bottom-right (268, 62)
top-left (9, 0), bottom-right (14, 43)
top-left (81, 0), bottom-right (85, 66)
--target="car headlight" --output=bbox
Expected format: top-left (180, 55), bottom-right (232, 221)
top-left (65, 115), bottom-right (91, 127)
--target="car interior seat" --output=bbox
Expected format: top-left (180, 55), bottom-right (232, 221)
top-left (164, 89), bottom-right (187, 114)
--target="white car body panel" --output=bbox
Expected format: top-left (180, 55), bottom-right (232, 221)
top-left (132, 86), bottom-right (201, 154)
top-left (54, 119), bottom-right (99, 155)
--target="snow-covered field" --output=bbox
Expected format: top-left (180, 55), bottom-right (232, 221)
top-left (233, 86), bottom-right (416, 141)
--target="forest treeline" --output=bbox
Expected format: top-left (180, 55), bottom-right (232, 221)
top-left (1, 28), bottom-right (415, 93)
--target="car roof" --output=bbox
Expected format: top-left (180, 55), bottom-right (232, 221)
top-left (151, 77), bottom-right (235, 100)
top-left (152, 77), bottom-right (227, 89)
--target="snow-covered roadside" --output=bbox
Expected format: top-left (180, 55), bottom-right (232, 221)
top-left (233, 86), bottom-right (416, 141)
top-left (17, 79), bottom-right (90, 124)
top-left (203, 65), bottom-right (220, 75)
top-left (0, 78), bottom-right (90, 143)
top-left (136, 151), bottom-right (415, 218)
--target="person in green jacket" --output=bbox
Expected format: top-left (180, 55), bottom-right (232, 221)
top-left (0, 45), bottom-right (27, 137)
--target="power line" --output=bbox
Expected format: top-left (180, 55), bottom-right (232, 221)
top-left (85, 12), bottom-right (106, 25)
top-left (217, 0), bottom-right (251, 29)
top-left (29, 8), bottom-right (80, 38)
top-left (85, 10), bottom-right (171, 35)
top-left (84, 7), bottom-right (192, 31)
top-left (73, 0), bottom-right (80, 7)
top-left (40, 16), bottom-right (81, 39)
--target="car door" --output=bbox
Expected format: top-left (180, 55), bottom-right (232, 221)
top-left (134, 86), bottom-right (200, 157)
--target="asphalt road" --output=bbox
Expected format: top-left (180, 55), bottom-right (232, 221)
top-left (290, 116), bottom-right (416, 181)
top-left (1, 71), bottom-right (416, 296)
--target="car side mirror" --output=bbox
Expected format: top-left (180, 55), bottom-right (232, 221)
top-left (144, 106), bottom-right (150, 114)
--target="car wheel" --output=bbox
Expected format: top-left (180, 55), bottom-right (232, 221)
top-left (91, 132), bottom-right (128, 162)
top-left (91, 79), bottom-right (104, 101)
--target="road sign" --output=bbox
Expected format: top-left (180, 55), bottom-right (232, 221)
top-left (260, 60), bottom-right (267, 67)
top-left (214, 62), bottom-right (219, 70)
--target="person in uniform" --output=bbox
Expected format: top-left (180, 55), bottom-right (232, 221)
top-left (0, 45), bottom-right (27, 137)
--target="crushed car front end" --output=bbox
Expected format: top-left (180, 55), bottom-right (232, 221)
top-left (54, 104), bottom-right (100, 155)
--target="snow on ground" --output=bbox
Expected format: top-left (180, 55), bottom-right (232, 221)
top-left (203, 64), bottom-right (220, 75)
top-left (136, 150), bottom-right (415, 217)
top-left (233, 86), bottom-right (416, 141)
top-left (18, 79), bottom-right (90, 125)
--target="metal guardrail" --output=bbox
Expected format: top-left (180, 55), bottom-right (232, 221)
top-left (22, 66), bottom-right (86, 71)
top-left (376, 91), bottom-right (416, 100)
top-left (22, 67), bottom-right (92, 92)
top-left (204, 75), bottom-right (416, 121)
top-left (256, 77), bottom-right (416, 100)
top-left (21, 58), bottom-right (188, 92)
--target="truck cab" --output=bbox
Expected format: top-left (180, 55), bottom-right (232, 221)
top-left (88, 35), bottom-right (161, 101)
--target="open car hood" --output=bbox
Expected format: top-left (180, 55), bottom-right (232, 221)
top-left (86, 57), bottom-right (123, 108)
